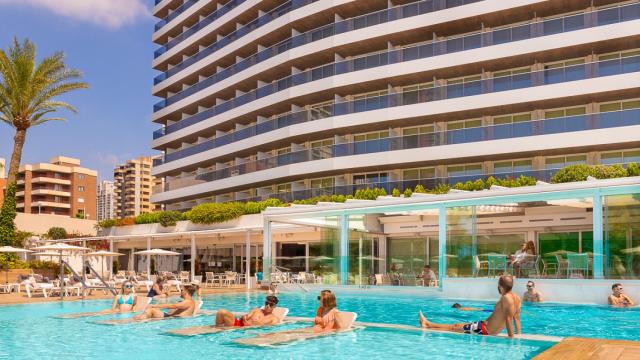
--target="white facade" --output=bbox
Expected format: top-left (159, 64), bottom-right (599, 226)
top-left (96, 180), bottom-right (116, 221)
top-left (150, 0), bottom-right (640, 210)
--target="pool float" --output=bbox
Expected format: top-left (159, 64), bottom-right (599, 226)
top-left (166, 307), bottom-right (290, 336)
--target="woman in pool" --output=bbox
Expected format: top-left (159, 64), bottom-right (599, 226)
top-left (314, 291), bottom-right (338, 333)
top-left (110, 281), bottom-right (138, 313)
top-left (147, 276), bottom-right (169, 298)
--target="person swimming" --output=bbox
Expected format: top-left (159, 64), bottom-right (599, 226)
top-left (451, 303), bottom-right (493, 312)
top-left (134, 285), bottom-right (197, 320)
top-left (215, 295), bottom-right (280, 327)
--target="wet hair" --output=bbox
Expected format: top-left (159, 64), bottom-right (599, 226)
top-left (498, 275), bottom-right (513, 292)
top-left (155, 276), bottom-right (164, 285)
top-left (527, 281), bottom-right (535, 287)
top-left (183, 284), bottom-right (197, 296)
top-left (425, 265), bottom-right (431, 269)
top-left (452, 303), bottom-right (461, 309)
top-left (265, 295), bottom-right (279, 305)
top-left (321, 292), bottom-right (337, 310)
top-left (612, 283), bottom-right (622, 290)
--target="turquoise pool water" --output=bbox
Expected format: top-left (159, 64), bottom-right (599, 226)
top-left (0, 290), bottom-right (636, 359)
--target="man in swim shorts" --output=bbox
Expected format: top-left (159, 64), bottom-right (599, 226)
top-left (419, 275), bottom-right (521, 337)
top-left (215, 295), bottom-right (281, 327)
top-left (608, 283), bottom-right (635, 307)
top-left (134, 285), bottom-right (197, 320)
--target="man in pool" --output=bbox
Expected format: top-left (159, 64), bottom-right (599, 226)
top-left (608, 283), bottom-right (635, 307)
top-left (215, 295), bottom-right (281, 327)
top-left (133, 285), bottom-right (197, 320)
top-left (451, 303), bottom-right (492, 312)
top-left (419, 275), bottom-right (521, 337)
top-left (523, 281), bottom-right (543, 303)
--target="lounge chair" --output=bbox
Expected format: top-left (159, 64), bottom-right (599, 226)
top-left (96, 299), bottom-right (204, 325)
top-left (24, 277), bottom-right (57, 298)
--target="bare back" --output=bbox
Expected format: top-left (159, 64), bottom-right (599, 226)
top-left (169, 299), bottom-right (196, 317)
top-left (484, 292), bottom-right (518, 335)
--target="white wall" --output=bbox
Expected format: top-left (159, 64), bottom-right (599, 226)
top-left (15, 213), bottom-right (97, 236)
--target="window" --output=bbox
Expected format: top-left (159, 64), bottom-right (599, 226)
top-left (601, 149), bottom-right (640, 165)
top-left (446, 119), bottom-right (482, 131)
top-left (494, 159), bottom-right (533, 174)
top-left (544, 106), bottom-right (586, 119)
top-left (493, 67), bottom-right (531, 78)
top-left (78, 174), bottom-right (85, 180)
top-left (276, 147), bottom-right (291, 155)
top-left (353, 172), bottom-right (388, 185)
top-left (493, 113), bottom-right (532, 125)
top-left (545, 155), bottom-right (587, 169)
top-left (310, 178), bottom-right (334, 189)
top-left (78, 186), bottom-right (85, 192)
top-left (599, 49), bottom-right (640, 61)
top-left (77, 198), bottom-right (85, 203)
top-left (310, 139), bottom-right (333, 148)
top-left (353, 131), bottom-right (389, 142)
top-left (447, 164), bottom-right (483, 177)
top-left (403, 125), bottom-right (435, 135)
top-left (403, 167), bottom-right (436, 180)
top-left (599, 99), bottom-right (640, 112)
top-left (309, 101), bottom-right (333, 120)
top-left (276, 183), bottom-right (291, 193)
top-left (352, 89), bottom-right (388, 101)
top-left (401, 82), bottom-right (434, 93)
top-left (447, 75), bottom-right (481, 85)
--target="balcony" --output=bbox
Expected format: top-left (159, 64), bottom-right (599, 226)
top-left (154, 0), bottom-right (199, 32)
top-left (29, 176), bottom-right (71, 185)
top-left (152, 1), bottom-right (640, 130)
top-left (153, 53), bottom-right (640, 168)
top-left (154, 0), bottom-right (482, 85)
top-left (29, 201), bottom-right (71, 209)
top-left (31, 189), bottom-right (71, 197)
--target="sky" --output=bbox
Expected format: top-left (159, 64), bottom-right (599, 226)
top-left (0, 0), bottom-right (159, 180)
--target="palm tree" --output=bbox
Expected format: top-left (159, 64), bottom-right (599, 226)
top-left (0, 37), bottom-right (88, 185)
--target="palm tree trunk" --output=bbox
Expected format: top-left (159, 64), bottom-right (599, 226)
top-left (7, 128), bottom-right (27, 184)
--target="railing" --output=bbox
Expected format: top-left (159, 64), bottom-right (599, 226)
top-left (152, 1), bottom-right (639, 121)
top-left (154, 53), bottom-right (640, 167)
top-left (154, 0), bottom-right (481, 84)
top-left (156, 107), bottom-right (640, 193)
top-left (155, 0), bottom-right (199, 31)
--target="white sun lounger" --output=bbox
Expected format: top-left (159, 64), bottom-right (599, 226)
top-left (235, 311), bottom-right (360, 346)
top-left (96, 300), bottom-right (204, 325)
top-left (57, 296), bottom-right (152, 319)
top-left (166, 307), bottom-right (291, 336)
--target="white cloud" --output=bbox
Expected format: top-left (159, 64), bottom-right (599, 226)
top-left (0, 0), bottom-right (150, 29)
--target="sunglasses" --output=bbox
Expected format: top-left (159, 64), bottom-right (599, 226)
top-left (124, 285), bottom-right (133, 289)
top-left (526, 285), bottom-right (533, 288)
top-left (264, 302), bottom-right (276, 308)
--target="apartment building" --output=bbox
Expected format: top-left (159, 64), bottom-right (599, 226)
top-left (16, 156), bottom-right (97, 218)
top-left (114, 156), bottom-right (161, 218)
top-left (150, 0), bottom-right (640, 211)
top-left (96, 180), bottom-right (117, 221)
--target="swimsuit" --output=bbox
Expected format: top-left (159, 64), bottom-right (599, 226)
top-left (117, 295), bottom-right (134, 306)
top-left (163, 312), bottom-right (175, 318)
top-left (462, 320), bottom-right (488, 335)
top-left (233, 317), bottom-right (245, 327)
top-left (147, 287), bottom-right (160, 297)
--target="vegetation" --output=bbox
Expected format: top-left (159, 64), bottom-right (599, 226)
top-left (186, 202), bottom-right (245, 224)
top-left (0, 182), bottom-right (17, 246)
top-left (134, 211), bottom-right (185, 227)
top-left (353, 187), bottom-right (387, 200)
top-left (0, 38), bottom-right (88, 185)
top-left (391, 188), bottom-right (401, 197)
top-left (403, 188), bottom-right (413, 198)
top-left (551, 163), bottom-right (634, 183)
top-left (46, 227), bottom-right (67, 240)
top-left (293, 194), bottom-right (350, 205)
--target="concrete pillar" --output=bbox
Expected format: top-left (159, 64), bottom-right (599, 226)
top-left (263, 220), bottom-right (272, 282)
top-left (592, 190), bottom-right (604, 279)
top-left (190, 233), bottom-right (196, 281)
top-left (438, 205), bottom-right (447, 288)
top-left (245, 230), bottom-right (251, 289)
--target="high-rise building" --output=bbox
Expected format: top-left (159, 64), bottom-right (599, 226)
top-left (114, 156), bottom-right (161, 218)
top-left (16, 156), bottom-right (97, 218)
top-left (150, 0), bottom-right (640, 211)
top-left (96, 180), bottom-right (117, 221)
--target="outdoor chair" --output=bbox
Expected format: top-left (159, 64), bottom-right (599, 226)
top-left (555, 254), bottom-right (568, 278)
top-left (541, 258), bottom-right (557, 278)
top-left (518, 255), bottom-right (540, 278)
top-left (205, 272), bottom-right (216, 288)
top-left (473, 255), bottom-right (488, 277)
top-left (567, 253), bottom-right (589, 279)
top-left (487, 254), bottom-right (507, 277)
top-left (191, 275), bottom-right (202, 286)
top-left (223, 272), bottom-right (237, 287)
top-left (179, 271), bottom-right (190, 283)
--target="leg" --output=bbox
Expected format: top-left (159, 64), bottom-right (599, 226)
top-left (215, 309), bottom-right (236, 327)
top-left (134, 308), bottom-right (165, 320)
top-left (419, 311), bottom-right (466, 332)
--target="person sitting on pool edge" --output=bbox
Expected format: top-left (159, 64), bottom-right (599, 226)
top-left (523, 281), bottom-right (543, 303)
top-left (215, 295), bottom-right (281, 327)
top-left (451, 303), bottom-right (492, 312)
top-left (419, 275), bottom-right (521, 337)
top-left (608, 283), bottom-right (635, 307)
top-left (314, 292), bottom-right (339, 333)
top-left (134, 284), bottom-right (197, 320)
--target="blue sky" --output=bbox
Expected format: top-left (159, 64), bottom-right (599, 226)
top-left (0, 0), bottom-right (158, 180)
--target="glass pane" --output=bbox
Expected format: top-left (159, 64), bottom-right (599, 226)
top-left (604, 193), bottom-right (640, 279)
top-left (446, 206), bottom-right (474, 277)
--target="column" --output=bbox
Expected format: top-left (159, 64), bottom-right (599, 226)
top-left (305, 243), bottom-right (309, 272)
top-left (109, 239), bottom-right (114, 277)
top-left (592, 190), bottom-right (604, 279)
top-left (471, 206), bottom-right (477, 276)
top-left (263, 220), bottom-right (272, 282)
top-left (339, 214), bottom-right (349, 285)
top-left (190, 233), bottom-right (196, 281)
top-left (245, 230), bottom-right (251, 290)
top-left (146, 236), bottom-right (151, 275)
top-left (438, 205), bottom-right (447, 288)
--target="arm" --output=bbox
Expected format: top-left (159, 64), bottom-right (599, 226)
top-left (132, 295), bottom-right (138, 307)
top-left (624, 295), bottom-right (635, 306)
top-left (152, 300), bottom-right (190, 310)
top-left (111, 296), bottom-right (119, 311)
top-left (607, 295), bottom-right (614, 306)
top-left (502, 297), bottom-right (515, 337)
top-left (514, 311), bottom-right (522, 334)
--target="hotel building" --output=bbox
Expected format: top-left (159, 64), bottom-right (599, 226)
top-left (150, 0), bottom-right (640, 211)
top-left (15, 156), bottom-right (97, 218)
top-left (97, 180), bottom-right (117, 221)
top-left (113, 156), bottom-right (162, 219)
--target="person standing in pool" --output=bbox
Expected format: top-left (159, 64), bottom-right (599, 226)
top-left (110, 281), bottom-right (138, 313)
top-left (419, 275), bottom-right (521, 337)
top-left (215, 295), bottom-right (281, 327)
top-left (523, 281), bottom-right (543, 303)
top-left (608, 283), bottom-right (635, 307)
top-left (134, 285), bottom-right (197, 319)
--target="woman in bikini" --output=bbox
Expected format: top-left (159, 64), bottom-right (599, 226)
top-left (314, 292), bottom-right (338, 333)
top-left (110, 281), bottom-right (137, 313)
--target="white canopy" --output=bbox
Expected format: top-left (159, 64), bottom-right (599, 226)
top-left (0, 246), bottom-right (33, 253)
top-left (133, 248), bottom-right (180, 256)
top-left (85, 250), bottom-right (125, 257)
top-left (31, 243), bottom-right (89, 252)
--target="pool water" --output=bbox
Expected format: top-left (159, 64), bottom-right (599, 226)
top-left (0, 290), bottom-right (636, 360)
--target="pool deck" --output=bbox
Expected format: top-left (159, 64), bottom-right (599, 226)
top-left (0, 286), bottom-right (250, 306)
top-left (535, 337), bottom-right (640, 360)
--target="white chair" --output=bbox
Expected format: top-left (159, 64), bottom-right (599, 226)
top-left (205, 272), bottom-right (216, 288)
top-left (24, 277), bottom-right (56, 298)
top-left (191, 275), bottom-right (202, 285)
top-left (179, 271), bottom-right (190, 283)
top-left (223, 272), bottom-right (236, 287)
top-left (335, 312), bottom-right (358, 330)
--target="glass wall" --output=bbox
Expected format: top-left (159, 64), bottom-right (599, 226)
top-left (446, 206), bottom-right (474, 277)
top-left (386, 236), bottom-right (439, 285)
top-left (604, 193), bottom-right (640, 279)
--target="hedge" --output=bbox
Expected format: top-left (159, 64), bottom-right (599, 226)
top-left (551, 163), bottom-right (634, 183)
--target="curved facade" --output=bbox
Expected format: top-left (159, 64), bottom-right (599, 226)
top-left (151, 0), bottom-right (640, 211)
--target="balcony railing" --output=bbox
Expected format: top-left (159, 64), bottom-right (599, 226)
top-left (154, 0), bottom-right (481, 84)
top-left (154, 53), bottom-right (640, 168)
top-left (155, 107), bottom-right (640, 194)
top-left (154, 0), bottom-right (199, 31)
top-left (152, 1), bottom-right (639, 127)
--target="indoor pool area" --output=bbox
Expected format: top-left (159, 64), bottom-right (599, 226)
top-left (1, 290), bottom-right (639, 360)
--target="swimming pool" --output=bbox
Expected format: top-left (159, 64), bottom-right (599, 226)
top-left (0, 291), bottom-right (636, 360)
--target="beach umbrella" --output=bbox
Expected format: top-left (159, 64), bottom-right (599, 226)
top-left (309, 256), bottom-right (333, 261)
top-left (85, 251), bottom-right (124, 279)
top-left (358, 255), bottom-right (385, 261)
top-left (0, 246), bottom-right (33, 253)
top-left (133, 249), bottom-right (180, 275)
top-left (31, 243), bottom-right (89, 300)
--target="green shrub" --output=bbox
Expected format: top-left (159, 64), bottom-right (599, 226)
top-left (95, 219), bottom-right (117, 230)
top-left (628, 162), bottom-right (640, 176)
top-left (0, 182), bottom-right (17, 246)
top-left (403, 188), bottom-right (413, 198)
top-left (134, 212), bottom-right (160, 225)
top-left (157, 211), bottom-right (185, 227)
top-left (473, 179), bottom-right (485, 191)
top-left (485, 176), bottom-right (498, 188)
top-left (243, 199), bottom-right (284, 214)
top-left (355, 188), bottom-right (385, 200)
top-left (391, 188), bottom-right (401, 197)
top-left (46, 227), bottom-right (68, 240)
top-left (186, 202), bottom-right (245, 224)
top-left (592, 164), bottom-right (627, 179)
top-left (551, 164), bottom-right (594, 183)
top-left (515, 175), bottom-right (537, 187)
top-left (414, 184), bottom-right (427, 193)
top-left (430, 183), bottom-right (451, 194)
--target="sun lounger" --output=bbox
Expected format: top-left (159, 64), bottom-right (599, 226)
top-left (96, 300), bottom-right (204, 325)
top-left (166, 307), bottom-right (291, 336)
top-left (235, 311), bottom-right (359, 346)
top-left (57, 296), bottom-right (152, 319)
